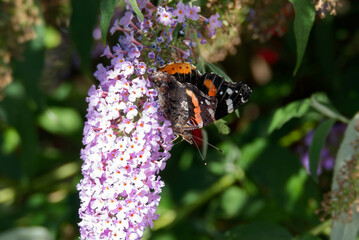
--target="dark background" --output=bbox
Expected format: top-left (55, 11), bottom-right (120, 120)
top-left (0, 0), bottom-right (358, 239)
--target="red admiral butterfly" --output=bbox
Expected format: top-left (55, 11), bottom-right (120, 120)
top-left (148, 62), bottom-right (251, 144)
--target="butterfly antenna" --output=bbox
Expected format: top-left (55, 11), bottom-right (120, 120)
top-left (190, 135), bottom-right (207, 166)
top-left (191, 134), bottom-right (223, 153)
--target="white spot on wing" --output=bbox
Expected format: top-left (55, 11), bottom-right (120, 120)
top-left (181, 101), bottom-right (188, 110)
top-left (205, 100), bottom-right (210, 105)
top-left (226, 88), bottom-right (233, 95)
top-left (226, 99), bottom-right (234, 113)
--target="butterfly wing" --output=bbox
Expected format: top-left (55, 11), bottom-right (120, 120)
top-left (199, 73), bottom-right (252, 120)
top-left (180, 83), bottom-right (218, 130)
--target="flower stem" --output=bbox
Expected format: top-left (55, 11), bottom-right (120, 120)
top-left (310, 95), bottom-right (349, 124)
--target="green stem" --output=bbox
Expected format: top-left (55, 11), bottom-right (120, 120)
top-left (309, 219), bottom-right (331, 236)
top-left (310, 96), bottom-right (349, 124)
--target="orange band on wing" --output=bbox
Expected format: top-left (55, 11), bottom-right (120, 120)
top-left (159, 63), bottom-right (195, 75)
top-left (185, 89), bottom-right (203, 126)
top-left (204, 79), bottom-right (217, 97)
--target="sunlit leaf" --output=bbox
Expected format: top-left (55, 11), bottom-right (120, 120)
top-left (330, 113), bottom-right (359, 240)
top-left (100, 0), bottom-right (119, 45)
top-left (38, 107), bottom-right (82, 135)
top-left (214, 119), bottom-right (230, 135)
top-left (44, 26), bottom-right (61, 49)
top-left (0, 226), bottom-right (53, 240)
top-left (285, 168), bottom-right (308, 210)
top-left (129, 0), bottom-right (144, 22)
top-left (240, 138), bottom-right (268, 169)
top-left (267, 98), bottom-right (311, 134)
top-left (309, 118), bottom-right (336, 182)
top-left (221, 186), bottom-right (248, 218)
top-left (224, 222), bottom-right (292, 240)
top-left (235, 109), bottom-right (240, 118)
top-left (1, 127), bottom-right (21, 154)
top-left (289, 0), bottom-right (315, 75)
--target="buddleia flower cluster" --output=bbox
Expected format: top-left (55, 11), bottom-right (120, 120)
top-left (77, 1), bottom-right (222, 239)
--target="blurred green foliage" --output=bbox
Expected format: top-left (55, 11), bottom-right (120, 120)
top-left (1, 0), bottom-right (359, 240)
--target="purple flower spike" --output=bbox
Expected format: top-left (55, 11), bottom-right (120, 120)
top-left (78, 69), bottom-right (174, 239)
top-left (78, 20), bottom-right (175, 240)
top-left (79, 1), bottom-right (223, 238)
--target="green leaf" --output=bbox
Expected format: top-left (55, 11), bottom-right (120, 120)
top-left (1, 127), bottom-right (21, 154)
top-left (44, 26), bottom-right (61, 48)
top-left (298, 233), bottom-right (322, 240)
top-left (195, 57), bottom-right (206, 74)
top-left (0, 226), bottom-right (53, 240)
top-left (310, 93), bottom-right (349, 123)
top-left (38, 107), bottom-right (82, 135)
top-left (234, 109), bottom-right (240, 118)
top-left (224, 222), bottom-right (292, 240)
top-left (267, 98), bottom-right (311, 134)
top-left (100, 0), bottom-right (119, 45)
top-left (289, 0), bottom-right (315, 75)
top-left (70, 0), bottom-right (99, 73)
top-left (214, 119), bottom-right (231, 135)
top-left (330, 113), bottom-right (359, 240)
top-left (308, 118), bottom-right (336, 182)
top-left (206, 61), bottom-right (233, 82)
top-left (129, 0), bottom-right (144, 22)
top-left (221, 186), bottom-right (248, 218)
top-left (240, 138), bottom-right (268, 170)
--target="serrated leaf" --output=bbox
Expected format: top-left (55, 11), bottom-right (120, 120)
top-left (214, 119), bottom-right (230, 135)
top-left (129, 0), bottom-right (144, 22)
top-left (267, 98), bottom-right (311, 134)
top-left (224, 222), bottom-right (292, 240)
top-left (206, 61), bottom-right (233, 82)
top-left (308, 118), bottom-right (336, 182)
top-left (330, 113), bottom-right (359, 240)
top-left (100, 0), bottom-right (119, 45)
top-left (38, 107), bottom-right (82, 135)
top-left (289, 0), bottom-right (315, 75)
